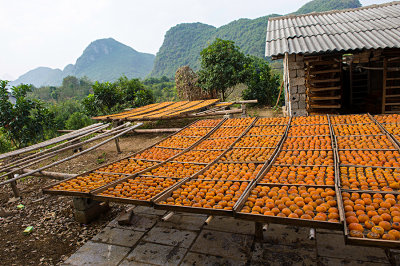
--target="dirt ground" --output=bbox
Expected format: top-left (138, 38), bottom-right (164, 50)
top-left (0, 133), bottom-right (168, 266)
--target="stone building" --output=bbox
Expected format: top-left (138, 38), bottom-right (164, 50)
top-left (266, 2), bottom-right (400, 116)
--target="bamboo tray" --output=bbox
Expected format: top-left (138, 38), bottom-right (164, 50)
top-left (340, 189), bottom-right (400, 248)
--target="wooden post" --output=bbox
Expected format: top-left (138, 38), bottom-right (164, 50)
top-left (7, 173), bottom-right (20, 198)
top-left (255, 222), bottom-right (264, 241)
top-left (241, 104), bottom-right (247, 118)
top-left (114, 138), bottom-right (121, 153)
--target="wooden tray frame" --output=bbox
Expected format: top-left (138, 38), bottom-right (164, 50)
top-left (42, 118), bottom-right (227, 197)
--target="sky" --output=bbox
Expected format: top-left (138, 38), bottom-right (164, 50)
top-left (0, 0), bottom-right (393, 80)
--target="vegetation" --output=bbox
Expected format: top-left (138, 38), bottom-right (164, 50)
top-left (143, 77), bottom-right (177, 102)
top-left (29, 76), bottom-right (93, 102)
top-left (198, 39), bottom-right (249, 101)
top-left (0, 80), bottom-right (53, 148)
top-left (82, 76), bottom-right (155, 116)
top-left (294, 0), bottom-right (361, 14)
top-left (243, 56), bottom-right (281, 106)
top-left (150, 0), bottom-right (361, 78)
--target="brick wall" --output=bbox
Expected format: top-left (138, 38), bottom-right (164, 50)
top-left (284, 54), bottom-right (308, 116)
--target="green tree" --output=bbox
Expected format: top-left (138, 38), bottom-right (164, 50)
top-left (0, 80), bottom-right (53, 148)
top-left (198, 39), bottom-right (249, 100)
top-left (65, 112), bottom-right (93, 130)
top-left (116, 75), bottom-right (145, 102)
top-left (242, 56), bottom-right (281, 106)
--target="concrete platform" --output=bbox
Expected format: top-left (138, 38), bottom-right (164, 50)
top-left (63, 206), bottom-right (395, 265)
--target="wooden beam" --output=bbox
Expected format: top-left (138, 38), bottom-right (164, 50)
top-left (0, 123), bottom-right (142, 186)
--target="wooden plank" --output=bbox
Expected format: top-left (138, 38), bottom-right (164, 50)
top-left (385, 103), bottom-right (400, 106)
top-left (382, 58), bottom-right (387, 114)
top-left (309, 69), bottom-right (340, 75)
top-left (309, 78), bottom-right (340, 84)
top-left (308, 104), bottom-right (341, 109)
top-left (386, 86), bottom-right (400, 89)
top-left (309, 95), bottom-right (341, 101)
top-left (308, 86), bottom-right (341, 92)
top-left (385, 94), bottom-right (400, 98)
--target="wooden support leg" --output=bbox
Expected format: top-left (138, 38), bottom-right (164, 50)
top-left (114, 138), bottom-right (121, 153)
top-left (7, 174), bottom-right (20, 198)
top-left (255, 222), bottom-right (264, 241)
top-left (241, 103), bottom-right (247, 118)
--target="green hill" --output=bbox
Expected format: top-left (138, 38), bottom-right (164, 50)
top-left (11, 38), bottom-right (155, 87)
top-left (150, 0), bottom-right (361, 78)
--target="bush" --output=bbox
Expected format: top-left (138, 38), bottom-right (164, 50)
top-left (0, 133), bottom-right (12, 153)
top-left (242, 56), bottom-right (280, 106)
top-left (65, 112), bottom-right (93, 130)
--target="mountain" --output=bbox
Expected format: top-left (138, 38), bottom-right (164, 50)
top-left (150, 0), bottom-right (362, 77)
top-left (294, 0), bottom-right (361, 14)
top-left (11, 38), bottom-right (155, 87)
top-left (12, 67), bottom-right (63, 87)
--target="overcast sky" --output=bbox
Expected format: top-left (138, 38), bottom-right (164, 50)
top-left (0, 0), bottom-right (393, 80)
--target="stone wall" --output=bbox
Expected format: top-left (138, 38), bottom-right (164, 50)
top-left (284, 54), bottom-right (307, 116)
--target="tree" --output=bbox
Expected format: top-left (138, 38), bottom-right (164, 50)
top-left (65, 112), bottom-right (92, 130)
top-left (116, 75), bottom-right (145, 103)
top-left (197, 38), bottom-right (249, 100)
top-left (0, 80), bottom-right (53, 148)
top-left (242, 56), bottom-right (280, 106)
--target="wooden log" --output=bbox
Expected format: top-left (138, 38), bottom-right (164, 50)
top-left (0, 123), bottom-right (105, 161)
top-left (14, 168), bottom-right (75, 180)
top-left (7, 173), bottom-right (20, 198)
top-left (58, 128), bottom-right (182, 134)
top-left (0, 123), bottom-right (122, 177)
top-left (0, 123), bottom-right (111, 173)
top-left (0, 123), bottom-right (143, 186)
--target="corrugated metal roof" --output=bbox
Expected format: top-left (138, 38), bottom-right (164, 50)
top-left (266, 1), bottom-right (400, 57)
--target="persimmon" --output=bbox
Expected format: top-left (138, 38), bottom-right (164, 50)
top-left (291, 115), bottom-right (328, 125)
top-left (288, 125), bottom-right (330, 136)
top-left (157, 136), bottom-right (201, 149)
top-left (337, 135), bottom-right (395, 150)
top-left (255, 117), bottom-right (290, 126)
top-left (349, 223), bottom-right (364, 232)
top-left (275, 150), bottom-right (334, 166)
top-left (339, 150), bottom-right (400, 168)
top-left (51, 173), bottom-right (125, 193)
top-left (134, 147), bottom-right (181, 161)
top-left (240, 185), bottom-right (338, 223)
top-left (331, 114), bottom-right (372, 125)
top-left (160, 180), bottom-right (248, 210)
top-left (144, 162), bottom-right (204, 178)
top-left (174, 150), bottom-right (223, 163)
top-left (97, 159), bottom-right (157, 175)
top-left (176, 127), bottom-right (212, 137)
top-left (99, 176), bottom-right (177, 201)
top-left (198, 163), bottom-right (262, 181)
top-left (334, 123), bottom-right (382, 136)
top-left (340, 167), bottom-right (400, 192)
top-left (210, 126), bottom-right (248, 138)
top-left (196, 137), bottom-right (236, 150)
top-left (234, 136), bottom-right (281, 148)
top-left (282, 136), bottom-right (332, 150)
top-left (221, 117), bottom-right (255, 127)
top-left (374, 114), bottom-right (400, 124)
top-left (190, 119), bottom-right (222, 127)
top-left (246, 125), bottom-right (287, 136)
top-left (350, 230), bottom-right (364, 238)
top-left (220, 148), bottom-right (274, 163)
